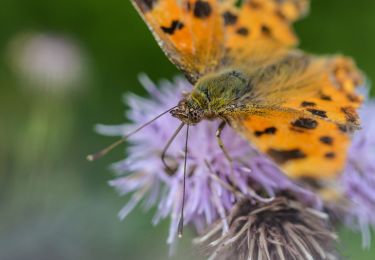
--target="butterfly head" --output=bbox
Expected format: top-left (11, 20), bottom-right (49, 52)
top-left (170, 99), bottom-right (204, 125)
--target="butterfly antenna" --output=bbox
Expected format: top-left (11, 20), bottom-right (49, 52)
top-left (87, 106), bottom-right (177, 161)
top-left (178, 124), bottom-right (189, 238)
top-left (161, 122), bottom-right (185, 171)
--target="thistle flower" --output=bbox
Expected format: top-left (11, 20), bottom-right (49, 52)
top-left (194, 197), bottom-right (338, 260)
top-left (97, 75), bottom-right (319, 244)
top-left (97, 75), bottom-right (375, 257)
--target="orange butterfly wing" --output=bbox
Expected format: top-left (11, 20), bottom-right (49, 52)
top-left (132, 0), bottom-right (309, 81)
top-left (132, 0), bottom-right (224, 82)
top-left (230, 55), bottom-right (364, 179)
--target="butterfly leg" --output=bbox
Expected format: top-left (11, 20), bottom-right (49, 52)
top-left (216, 121), bottom-right (235, 176)
top-left (204, 159), bottom-right (244, 199)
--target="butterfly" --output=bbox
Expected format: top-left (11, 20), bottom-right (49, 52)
top-left (131, 0), bottom-right (363, 181)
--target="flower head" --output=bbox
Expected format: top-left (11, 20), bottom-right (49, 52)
top-left (97, 75), bottom-right (319, 244)
top-left (194, 197), bottom-right (338, 260)
top-left (7, 32), bottom-right (86, 93)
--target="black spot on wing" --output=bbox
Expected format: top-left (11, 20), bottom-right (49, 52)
top-left (324, 152), bottom-right (335, 159)
top-left (236, 27), bottom-right (249, 36)
top-left (307, 108), bottom-right (327, 118)
top-left (261, 24), bottom-right (272, 35)
top-left (135, 0), bottom-right (158, 12)
top-left (255, 127), bottom-right (277, 137)
top-left (301, 101), bottom-right (316, 107)
top-left (193, 0), bottom-right (212, 19)
top-left (249, 1), bottom-right (262, 9)
top-left (337, 123), bottom-right (348, 133)
top-left (161, 20), bottom-right (184, 35)
top-left (319, 92), bottom-right (332, 101)
top-left (223, 11), bottom-right (238, 26)
top-left (291, 118), bottom-right (318, 129)
top-left (267, 148), bottom-right (306, 164)
top-left (319, 136), bottom-right (333, 145)
top-left (275, 9), bottom-right (287, 21)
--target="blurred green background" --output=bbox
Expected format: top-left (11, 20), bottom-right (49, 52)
top-left (0, 0), bottom-right (374, 259)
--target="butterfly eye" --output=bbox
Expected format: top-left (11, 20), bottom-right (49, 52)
top-left (189, 110), bottom-right (203, 123)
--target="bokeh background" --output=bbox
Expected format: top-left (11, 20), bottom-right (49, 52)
top-left (0, 0), bottom-right (374, 259)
